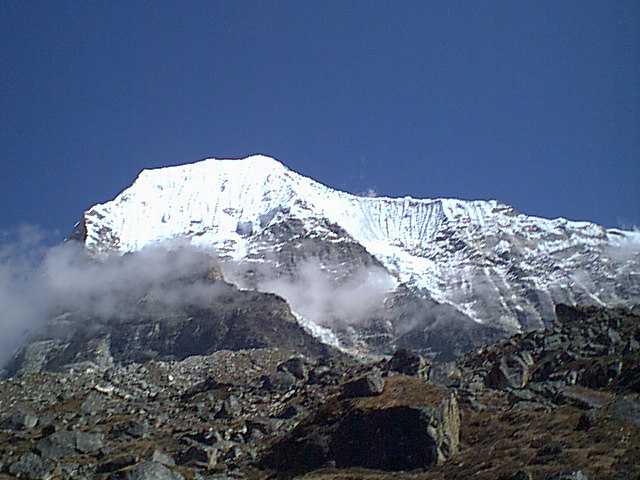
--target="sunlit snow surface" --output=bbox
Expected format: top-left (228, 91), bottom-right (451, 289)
top-left (82, 155), bottom-right (640, 332)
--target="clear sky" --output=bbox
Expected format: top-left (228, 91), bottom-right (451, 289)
top-left (1, 1), bottom-right (638, 237)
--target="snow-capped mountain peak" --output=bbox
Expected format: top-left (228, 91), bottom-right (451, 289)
top-left (76, 155), bottom-right (639, 344)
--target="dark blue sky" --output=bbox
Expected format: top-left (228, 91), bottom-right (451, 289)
top-left (1, 1), bottom-right (638, 237)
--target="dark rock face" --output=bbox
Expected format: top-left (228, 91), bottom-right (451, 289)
top-left (387, 348), bottom-right (431, 379)
top-left (331, 406), bottom-right (441, 470)
top-left (262, 377), bottom-right (459, 475)
top-left (4, 280), bottom-right (335, 378)
top-left (342, 372), bottom-right (385, 398)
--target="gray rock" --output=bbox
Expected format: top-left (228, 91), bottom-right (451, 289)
top-left (342, 372), bottom-right (385, 398)
top-left (3, 410), bottom-right (39, 430)
top-left (37, 430), bottom-right (104, 459)
top-left (151, 450), bottom-right (175, 467)
top-left (123, 461), bottom-right (184, 480)
top-left (125, 420), bottom-right (150, 439)
top-left (9, 452), bottom-right (54, 479)
top-left (220, 395), bottom-right (241, 418)
top-left (81, 392), bottom-right (108, 415)
top-left (388, 349), bottom-right (430, 379)
top-left (263, 371), bottom-right (298, 391)
top-left (486, 354), bottom-right (529, 389)
top-left (37, 431), bottom-right (77, 458)
top-left (624, 338), bottom-right (640, 353)
top-left (278, 357), bottom-right (308, 381)
top-left (544, 471), bottom-right (588, 480)
top-left (612, 396), bottom-right (640, 426)
top-left (263, 391), bottom-right (460, 472)
top-left (75, 431), bottom-right (104, 453)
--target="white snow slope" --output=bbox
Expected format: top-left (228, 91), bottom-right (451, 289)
top-left (78, 155), bottom-right (640, 331)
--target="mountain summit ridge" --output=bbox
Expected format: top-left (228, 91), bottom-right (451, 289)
top-left (74, 155), bottom-right (640, 343)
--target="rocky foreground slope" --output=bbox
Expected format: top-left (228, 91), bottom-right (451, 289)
top-left (1, 304), bottom-right (638, 479)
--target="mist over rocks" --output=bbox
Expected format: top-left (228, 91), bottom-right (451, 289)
top-left (0, 237), bottom-right (336, 377)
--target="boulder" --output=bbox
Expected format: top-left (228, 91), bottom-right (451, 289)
top-left (37, 430), bottom-right (104, 459)
top-left (486, 354), bottom-right (529, 389)
top-left (262, 371), bottom-right (297, 391)
top-left (342, 372), bottom-right (385, 398)
top-left (277, 357), bottom-right (308, 381)
top-left (262, 377), bottom-right (459, 474)
top-left (388, 349), bottom-right (431, 379)
top-left (331, 401), bottom-right (459, 469)
top-left (2, 410), bottom-right (39, 430)
top-left (9, 452), bottom-right (54, 480)
top-left (123, 461), bottom-right (184, 480)
top-left (151, 450), bottom-right (175, 467)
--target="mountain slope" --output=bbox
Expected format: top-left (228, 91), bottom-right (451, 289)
top-left (71, 155), bottom-right (640, 352)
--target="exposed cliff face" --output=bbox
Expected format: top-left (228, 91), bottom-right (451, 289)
top-left (70, 155), bottom-right (639, 356)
